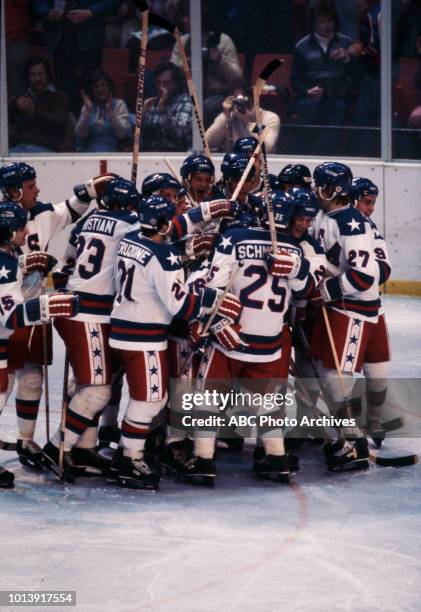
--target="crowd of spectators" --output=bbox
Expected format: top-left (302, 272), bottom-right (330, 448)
top-left (4, 0), bottom-right (421, 158)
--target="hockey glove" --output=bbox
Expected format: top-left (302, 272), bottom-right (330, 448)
top-left (73, 173), bottom-right (118, 203)
top-left (19, 252), bottom-right (57, 276)
top-left (266, 250), bottom-right (302, 279)
top-left (185, 233), bottom-right (216, 260)
top-left (200, 199), bottom-right (239, 223)
top-left (39, 293), bottom-right (80, 321)
top-left (188, 321), bottom-right (209, 352)
top-left (215, 291), bottom-right (242, 324)
top-left (309, 276), bottom-right (342, 308)
top-left (210, 318), bottom-right (247, 351)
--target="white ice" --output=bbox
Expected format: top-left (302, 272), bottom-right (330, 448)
top-left (0, 295), bottom-right (420, 612)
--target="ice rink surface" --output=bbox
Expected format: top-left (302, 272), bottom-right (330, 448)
top-left (0, 295), bottom-right (420, 612)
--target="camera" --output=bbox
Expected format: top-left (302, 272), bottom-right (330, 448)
top-left (233, 95), bottom-right (250, 114)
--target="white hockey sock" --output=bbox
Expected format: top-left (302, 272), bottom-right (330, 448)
top-left (194, 437), bottom-right (215, 459)
top-left (261, 433), bottom-right (285, 456)
top-left (16, 366), bottom-right (43, 439)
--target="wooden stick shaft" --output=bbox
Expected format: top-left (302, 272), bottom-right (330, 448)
top-left (59, 352), bottom-right (70, 477)
top-left (175, 29), bottom-right (211, 159)
top-left (230, 126), bottom-right (269, 202)
top-left (41, 279), bottom-right (50, 441)
top-left (131, 9), bottom-right (149, 185)
top-left (253, 84), bottom-right (277, 252)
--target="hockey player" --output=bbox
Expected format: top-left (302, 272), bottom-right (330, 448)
top-left (349, 177), bottom-right (392, 445)
top-left (0, 201), bottom-right (78, 488)
top-left (182, 191), bottom-right (317, 486)
top-left (141, 172), bottom-right (181, 205)
top-left (232, 136), bottom-right (279, 191)
top-left (285, 189), bottom-right (327, 447)
top-left (310, 161), bottom-right (380, 471)
top-left (179, 154), bottom-right (220, 203)
top-left (42, 177), bottom-right (140, 479)
top-left (0, 161), bottom-right (114, 468)
top-left (108, 195), bottom-right (242, 490)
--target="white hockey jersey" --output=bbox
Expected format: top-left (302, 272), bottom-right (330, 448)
top-left (0, 250), bottom-right (47, 366)
top-left (67, 209), bottom-right (140, 323)
top-left (109, 232), bottom-right (214, 351)
top-left (20, 197), bottom-right (91, 299)
top-left (206, 227), bottom-right (316, 362)
top-left (312, 205), bottom-right (380, 321)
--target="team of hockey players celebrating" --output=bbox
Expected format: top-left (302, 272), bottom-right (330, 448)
top-left (0, 141), bottom-right (395, 491)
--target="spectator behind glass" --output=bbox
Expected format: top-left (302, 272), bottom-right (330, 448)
top-left (170, 0), bottom-right (242, 128)
top-left (291, 0), bottom-right (356, 154)
top-left (142, 61), bottom-right (192, 152)
top-left (74, 69), bottom-right (130, 152)
top-left (5, 0), bottom-right (31, 97)
top-left (206, 83), bottom-right (280, 153)
top-left (33, 0), bottom-right (122, 114)
top-left (9, 57), bottom-right (73, 153)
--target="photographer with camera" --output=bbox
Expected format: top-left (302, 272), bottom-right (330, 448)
top-left (205, 83), bottom-right (280, 153)
top-left (170, 1), bottom-right (242, 127)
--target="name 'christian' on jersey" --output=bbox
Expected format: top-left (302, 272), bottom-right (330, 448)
top-left (206, 228), bottom-right (315, 363)
top-left (312, 205), bottom-right (380, 321)
top-left (67, 209), bottom-right (139, 322)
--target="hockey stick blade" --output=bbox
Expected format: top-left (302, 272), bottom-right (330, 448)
top-left (148, 12), bottom-right (175, 34)
top-left (131, 0), bottom-right (149, 12)
top-left (369, 452), bottom-right (418, 468)
top-left (0, 440), bottom-right (17, 451)
top-left (258, 58), bottom-right (284, 82)
top-left (382, 417), bottom-right (405, 433)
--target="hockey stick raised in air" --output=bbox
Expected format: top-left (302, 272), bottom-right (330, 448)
top-left (230, 127), bottom-right (269, 202)
top-left (252, 59), bottom-right (284, 253)
top-left (148, 12), bottom-right (212, 159)
top-left (130, 0), bottom-right (149, 185)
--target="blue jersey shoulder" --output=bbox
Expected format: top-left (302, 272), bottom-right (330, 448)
top-left (0, 252), bottom-right (18, 284)
top-left (30, 201), bottom-right (55, 219)
top-left (330, 206), bottom-right (367, 236)
top-left (215, 227), bottom-right (263, 255)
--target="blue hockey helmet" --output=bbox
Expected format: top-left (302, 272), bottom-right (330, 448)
top-left (289, 188), bottom-right (319, 218)
top-left (269, 173), bottom-right (280, 190)
top-left (221, 152), bottom-right (253, 181)
top-left (262, 190), bottom-right (294, 230)
top-left (232, 136), bottom-right (259, 154)
top-left (277, 164), bottom-right (293, 186)
top-left (142, 173), bottom-right (181, 197)
top-left (313, 161), bottom-right (353, 198)
top-left (138, 195), bottom-right (176, 231)
top-left (349, 177), bottom-right (379, 202)
top-left (0, 201), bottom-right (28, 240)
top-left (279, 164), bottom-right (312, 188)
top-left (102, 177), bottom-right (139, 210)
top-left (180, 154), bottom-right (215, 180)
top-left (0, 162), bottom-right (36, 199)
